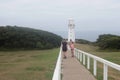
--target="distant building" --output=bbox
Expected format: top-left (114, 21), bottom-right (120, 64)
top-left (68, 18), bottom-right (75, 42)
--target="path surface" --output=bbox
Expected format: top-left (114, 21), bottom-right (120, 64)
top-left (62, 51), bottom-right (96, 80)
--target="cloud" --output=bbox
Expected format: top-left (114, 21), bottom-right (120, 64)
top-left (1, 0), bottom-right (120, 14)
top-left (0, 0), bottom-right (120, 31)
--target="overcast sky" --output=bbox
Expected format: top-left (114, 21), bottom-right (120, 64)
top-left (0, 0), bottom-right (120, 41)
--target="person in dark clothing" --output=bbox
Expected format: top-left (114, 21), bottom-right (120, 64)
top-left (62, 39), bottom-right (68, 59)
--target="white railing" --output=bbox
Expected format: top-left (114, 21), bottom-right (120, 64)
top-left (74, 48), bottom-right (120, 80)
top-left (52, 47), bottom-right (62, 80)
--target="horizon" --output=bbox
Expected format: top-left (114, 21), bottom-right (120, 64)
top-left (52, 30), bottom-right (120, 42)
top-left (1, 25), bottom-right (120, 42)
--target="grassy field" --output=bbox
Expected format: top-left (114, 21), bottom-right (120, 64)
top-left (75, 43), bottom-right (120, 80)
top-left (0, 48), bottom-right (59, 80)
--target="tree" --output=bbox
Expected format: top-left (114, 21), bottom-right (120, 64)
top-left (96, 34), bottom-right (120, 50)
top-left (0, 26), bottom-right (62, 50)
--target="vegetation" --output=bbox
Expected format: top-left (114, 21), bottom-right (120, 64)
top-left (0, 26), bottom-right (62, 50)
top-left (0, 48), bottom-right (59, 80)
top-left (76, 34), bottom-right (120, 51)
top-left (76, 39), bottom-right (92, 44)
top-left (96, 34), bottom-right (120, 50)
top-left (75, 43), bottom-right (120, 80)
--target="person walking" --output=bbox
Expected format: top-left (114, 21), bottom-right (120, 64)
top-left (62, 39), bottom-right (68, 59)
top-left (69, 40), bottom-right (75, 57)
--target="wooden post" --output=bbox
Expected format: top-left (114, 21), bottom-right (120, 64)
top-left (83, 54), bottom-right (85, 65)
top-left (87, 56), bottom-right (90, 69)
top-left (93, 59), bottom-right (97, 76)
top-left (103, 64), bottom-right (108, 80)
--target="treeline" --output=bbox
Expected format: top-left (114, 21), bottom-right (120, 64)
top-left (96, 34), bottom-right (120, 50)
top-left (76, 34), bottom-right (120, 50)
top-left (76, 39), bottom-right (92, 44)
top-left (0, 26), bottom-right (62, 50)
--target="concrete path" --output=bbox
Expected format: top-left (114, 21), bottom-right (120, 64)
top-left (62, 51), bottom-right (96, 80)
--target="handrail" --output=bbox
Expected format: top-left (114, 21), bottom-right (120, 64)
top-left (52, 47), bottom-right (62, 80)
top-left (74, 48), bottom-right (120, 80)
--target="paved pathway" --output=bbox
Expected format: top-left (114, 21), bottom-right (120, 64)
top-left (62, 51), bottom-right (96, 80)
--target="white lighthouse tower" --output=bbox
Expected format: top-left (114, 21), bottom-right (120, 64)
top-left (68, 18), bottom-right (75, 42)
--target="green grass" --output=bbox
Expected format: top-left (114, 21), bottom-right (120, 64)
top-left (75, 43), bottom-right (120, 80)
top-left (0, 48), bottom-right (59, 80)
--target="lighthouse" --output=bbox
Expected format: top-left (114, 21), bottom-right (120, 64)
top-left (68, 18), bottom-right (75, 42)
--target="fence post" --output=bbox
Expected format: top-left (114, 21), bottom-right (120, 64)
top-left (87, 56), bottom-right (90, 69)
top-left (74, 49), bottom-right (76, 57)
top-left (83, 54), bottom-right (85, 65)
top-left (80, 52), bottom-right (82, 62)
top-left (93, 59), bottom-right (97, 76)
top-left (78, 52), bottom-right (80, 61)
top-left (103, 64), bottom-right (108, 80)
top-left (77, 51), bottom-right (79, 59)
